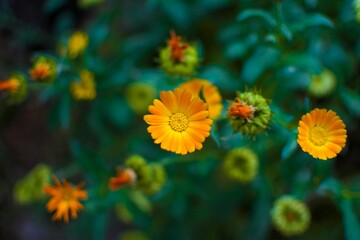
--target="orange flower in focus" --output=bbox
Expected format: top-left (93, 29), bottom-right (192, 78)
top-left (228, 98), bottom-right (256, 122)
top-left (30, 63), bottom-right (51, 80)
top-left (109, 167), bottom-right (137, 191)
top-left (179, 79), bottom-right (223, 119)
top-left (167, 30), bottom-right (188, 62)
top-left (43, 176), bottom-right (88, 223)
top-left (0, 78), bottom-right (20, 92)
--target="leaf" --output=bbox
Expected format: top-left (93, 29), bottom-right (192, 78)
top-left (340, 199), bottom-right (360, 240)
top-left (129, 190), bottom-right (152, 213)
top-left (340, 88), bottom-right (360, 118)
top-left (237, 9), bottom-right (277, 28)
top-left (241, 47), bottom-right (279, 85)
top-left (317, 178), bottom-right (343, 198)
top-left (281, 53), bottom-right (323, 73)
top-left (281, 137), bottom-right (298, 161)
top-left (224, 34), bottom-right (258, 60)
top-left (290, 13), bottom-right (334, 34)
top-left (59, 94), bottom-right (71, 129)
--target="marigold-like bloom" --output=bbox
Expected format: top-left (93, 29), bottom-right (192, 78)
top-left (297, 108), bottom-right (347, 160)
top-left (0, 74), bottom-right (27, 104)
top-left (43, 176), bottom-right (88, 223)
top-left (29, 56), bottom-right (57, 83)
top-left (159, 31), bottom-right (199, 76)
top-left (222, 147), bottom-right (258, 183)
top-left (125, 82), bottom-right (156, 114)
top-left (109, 167), bottom-right (137, 191)
top-left (227, 91), bottom-right (271, 135)
top-left (144, 88), bottom-right (212, 155)
top-left (13, 164), bottom-right (51, 205)
top-left (179, 79), bottom-right (223, 119)
top-left (70, 69), bottom-right (96, 100)
top-left (308, 69), bottom-right (336, 98)
top-left (68, 31), bottom-right (89, 59)
top-left (271, 196), bottom-right (311, 237)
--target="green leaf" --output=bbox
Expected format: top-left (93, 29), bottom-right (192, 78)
top-left (317, 178), bottom-right (343, 199)
top-left (290, 13), bottom-right (334, 34)
top-left (241, 47), bottom-right (279, 85)
top-left (281, 137), bottom-right (298, 161)
top-left (59, 94), bottom-right (71, 129)
top-left (237, 9), bottom-right (277, 28)
top-left (340, 199), bottom-right (360, 240)
top-left (340, 88), bottom-right (360, 118)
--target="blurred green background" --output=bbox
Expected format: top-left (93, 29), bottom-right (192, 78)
top-left (0, 0), bottom-right (359, 239)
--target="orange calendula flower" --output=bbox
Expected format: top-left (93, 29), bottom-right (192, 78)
top-left (144, 88), bottom-right (213, 155)
top-left (168, 30), bottom-right (188, 62)
top-left (29, 57), bottom-right (57, 83)
top-left (179, 79), bottom-right (223, 119)
top-left (43, 176), bottom-right (88, 223)
top-left (0, 78), bottom-right (19, 92)
top-left (297, 108), bottom-right (347, 160)
top-left (228, 98), bottom-right (256, 122)
top-left (109, 167), bottom-right (137, 191)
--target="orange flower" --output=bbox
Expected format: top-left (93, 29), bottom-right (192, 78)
top-left (167, 30), bottom-right (188, 62)
top-left (144, 88), bottom-right (212, 155)
top-left (179, 79), bottom-right (223, 119)
top-left (0, 78), bottom-right (20, 92)
top-left (43, 176), bottom-right (88, 223)
top-left (30, 63), bottom-right (51, 80)
top-left (297, 108), bottom-right (347, 160)
top-left (227, 98), bottom-right (256, 122)
top-left (109, 167), bottom-right (137, 191)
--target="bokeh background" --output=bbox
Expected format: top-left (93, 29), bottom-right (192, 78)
top-left (0, 0), bottom-right (360, 239)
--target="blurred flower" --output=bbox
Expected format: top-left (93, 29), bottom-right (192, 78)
top-left (29, 56), bottom-right (57, 83)
top-left (119, 230), bottom-right (150, 240)
top-left (78, 0), bottom-right (104, 8)
top-left (227, 91), bottom-right (271, 135)
top-left (144, 163), bottom-right (167, 195)
top-left (13, 164), bottom-right (52, 205)
top-left (307, 69), bottom-right (337, 98)
top-left (179, 78), bottom-right (223, 119)
top-left (0, 73), bottom-right (27, 104)
top-left (43, 176), bottom-right (88, 223)
top-left (355, 0), bottom-right (360, 21)
top-left (297, 108), bottom-right (347, 160)
top-left (125, 82), bottom-right (156, 114)
top-left (159, 30), bottom-right (199, 76)
top-left (144, 88), bottom-right (212, 155)
top-left (70, 69), bottom-right (96, 100)
top-left (68, 31), bottom-right (89, 59)
top-left (271, 196), bottom-right (311, 237)
top-left (222, 147), bottom-right (258, 183)
top-left (109, 167), bottom-right (137, 191)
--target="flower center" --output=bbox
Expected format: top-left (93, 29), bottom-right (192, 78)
top-left (31, 64), bottom-right (50, 80)
top-left (309, 125), bottom-right (328, 146)
top-left (169, 113), bottom-right (188, 132)
top-left (228, 99), bottom-right (256, 121)
top-left (284, 208), bottom-right (299, 223)
top-left (63, 190), bottom-right (73, 201)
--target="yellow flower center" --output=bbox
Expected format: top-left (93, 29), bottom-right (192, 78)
top-left (309, 125), bottom-right (328, 146)
top-left (169, 113), bottom-right (188, 132)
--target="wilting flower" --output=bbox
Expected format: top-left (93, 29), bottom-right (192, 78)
top-left (222, 147), bottom-right (258, 183)
top-left (125, 82), bottom-right (157, 114)
top-left (179, 79), bottom-right (223, 119)
top-left (43, 176), bottom-right (88, 223)
top-left (227, 91), bottom-right (271, 135)
top-left (109, 167), bottom-right (137, 191)
top-left (271, 196), bottom-right (311, 237)
top-left (70, 69), bottom-right (96, 100)
top-left (144, 88), bottom-right (212, 155)
top-left (68, 31), bottom-right (89, 59)
top-left (29, 56), bottom-right (57, 83)
top-left (0, 74), bottom-right (27, 104)
top-left (354, 0), bottom-right (360, 21)
top-left (13, 164), bottom-right (52, 205)
top-left (297, 108), bottom-right (347, 160)
top-left (307, 69), bottom-right (337, 98)
top-left (159, 30), bottom-right (199, 76)
top-left (124, 155), bottom-right (167, 195)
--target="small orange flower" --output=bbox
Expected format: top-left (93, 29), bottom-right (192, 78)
top-left (0, 78), bottom-right (20, 92)
top-left (227, 98), bottom-right (256, 122)
top-left (43, 176), bottom-right (87, 223)
top-left (109, 167), bottom-right (137, 191)
top-left (30, 63), bottom-right (51, 80)
top-left (167, 30), bottom-right (188, 62)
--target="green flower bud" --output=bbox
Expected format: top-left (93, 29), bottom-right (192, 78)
top-left (307, 69), bottom-right (337, 98)
top-left (125, 155), bottom-right (152, 191)
top-left (125, 82), bottom-right (156, 114)
top-left (143, 163), bottom-right (167, 195)
top-left (227, 91), bottom-right (271, 135)
top-left (271, 196), bottom-right (311, 237)
top-left (222, 147), bottom-right (258, 183)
